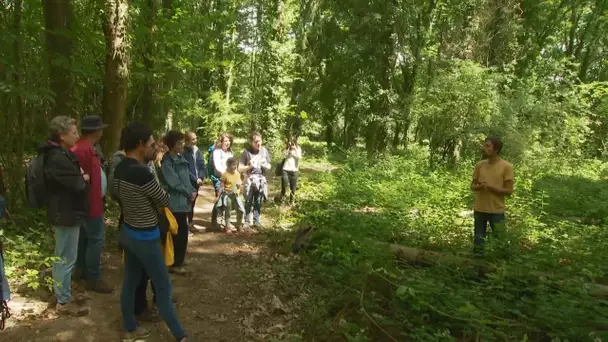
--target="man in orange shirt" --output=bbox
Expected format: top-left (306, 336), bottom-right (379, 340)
top-left (470, 136), bottom-right (514, 254)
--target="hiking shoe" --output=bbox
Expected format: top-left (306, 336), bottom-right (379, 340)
top-left (123, 326), bottom-right (151, 342)
top-left (136, 307), bottom-right (162, 323)
top-left (56, 301), bottom-right (89, 316)
top-left (87, 279), bottom-right (114, 294)
top-left (169, 266), bottom-right (187, 275)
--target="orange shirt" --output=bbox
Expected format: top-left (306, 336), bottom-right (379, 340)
top-left (473, 158), bottom-right (514, 214)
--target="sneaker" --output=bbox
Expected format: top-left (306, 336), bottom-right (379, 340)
top-left (136, 307), bottom-right (162, 323)
top-left (56, 301), bottom-right (89, 316)
top-left (169, 266), bottom-right (187, 275)
top-left (123, 326), bottom-right (151, 342)
top-left (87, 279), bottom-right (114, 294)
top-left (189, 224), bottom-right (199, 234)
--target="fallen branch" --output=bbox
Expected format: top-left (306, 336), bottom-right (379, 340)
top-left (292, 227), bottom-right (608, 299)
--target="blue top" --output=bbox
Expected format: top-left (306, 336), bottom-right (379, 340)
top-left (123, 222), bottom-right (160, 241)
top-left (183, 145), bottom-right (206, 185)
top-left (161, 153), bottom-right (197, 213)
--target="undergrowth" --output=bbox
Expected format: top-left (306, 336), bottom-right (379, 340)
top-left (269, 143), bottom-right (608, 341)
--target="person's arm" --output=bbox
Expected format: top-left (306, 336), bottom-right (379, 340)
top-left (161, 158), bottom-right (192, 197)
top-left (261, 148), bottom-right (272, 171)
top-left (185, 150), bottom-right (198, 184)
top-left (46, 153), bottom-right (88, 194)
top-left (140, 170), bottom-right (170, 208)
top-left (196, 149), bottom-right (206, 180)
top-left (294, 146), bottom-right (302, 160)
top-left (71, 145), bottom-right (92, 180)
top-left (238, 150), bottom-right (252, 174)
top-left (471, 164), bottom-right (482, 191)
top-left (486, 165), bottom-right (514, 196)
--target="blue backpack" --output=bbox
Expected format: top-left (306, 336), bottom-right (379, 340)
top-left (207, 145), bottom-right (215, 179)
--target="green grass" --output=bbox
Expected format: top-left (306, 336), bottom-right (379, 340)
top-left (268, 143), bottom-right (608, 341)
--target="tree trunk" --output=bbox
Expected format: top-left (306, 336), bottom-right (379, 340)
top-left (13, 0), bottom-right (24, 159)
top-left (42, 0), bottom-right (75, 117)
top-left (101, 0), bottom-right (130, 156)
top-left (142, 0), bottom-right (156, 121)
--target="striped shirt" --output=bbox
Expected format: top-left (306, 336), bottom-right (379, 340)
top-left (112, 157), bottom-right (169, 230)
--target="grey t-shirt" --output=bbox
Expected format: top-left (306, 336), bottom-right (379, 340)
top-left (239, 147), bottom-right (271, 175)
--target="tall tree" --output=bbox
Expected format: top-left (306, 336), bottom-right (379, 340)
top-left (42, 0), bottom-right (75, 117)
top-left (101, 0), bottom-right (130, 155)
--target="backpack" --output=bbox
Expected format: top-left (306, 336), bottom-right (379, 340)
top-left (25, 153), bottom-right (47, 208)
top-left (207, 145), bottom-right (215, 179)
top-left (107, 151), bottom-right (126, 200)
top-left (275, 158), bottom-right (285, 177)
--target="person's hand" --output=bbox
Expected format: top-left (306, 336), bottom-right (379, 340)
top-left (83, 173), bottom-right (90, 182)
top-left (197, 178), bottom-right (203, 186)
top-left (479, 181), bottom-right (488, 190)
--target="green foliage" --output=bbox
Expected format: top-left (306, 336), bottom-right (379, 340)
top-left (275, 148), bottom-right (608, 341)
top-left (1, 210), bottom-right (55, 291)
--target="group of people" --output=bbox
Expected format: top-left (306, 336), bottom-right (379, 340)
top-left (37, 115), bottom-right (303, 341)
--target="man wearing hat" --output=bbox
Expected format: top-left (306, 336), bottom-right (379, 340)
top-left (71, 115), bottom-right (113, 294)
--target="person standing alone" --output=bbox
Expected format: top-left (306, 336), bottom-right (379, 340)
top-left (279, 137), bottom-right (302, 206)
top-left (183, 131), bottom-right (206, 233)
top-left (470, 136), bottom-right (514, 255)
top-left (71, 115), bottom-right (113, 293)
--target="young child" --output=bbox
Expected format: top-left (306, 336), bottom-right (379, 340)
top-left (216, 157), bottom-right (246, 233)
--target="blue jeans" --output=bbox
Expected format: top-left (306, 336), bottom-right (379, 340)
top-left (473, 211), bottom-right (505, 253)
top-left (1, 252), bottom-right (10, 301)
top-left (53, 225), bottom-right (80, 304)
top-left (0, 195), bottom-right (6, 219)
top-left (119, 227), bottom-right (186, 339)
top-left (77, 216), bottom-right (105, 281)
top-left (245, 189), bottom-right (263, 225)
top-left (211, 176), bottom-right (221, 225)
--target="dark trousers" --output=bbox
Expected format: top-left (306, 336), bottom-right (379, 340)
top-left (188, 184), bottom-right (199, 225)
top-left (280, 170), bottom-right (299, 201)
top-left (473, 211), bottom-right (505, 254)
top-left (172, 212), bottom-right (189, 266)
top-left (134, 271), bottom-right (156, 315)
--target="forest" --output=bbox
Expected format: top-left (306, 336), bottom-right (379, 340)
top-left (1, 0), bottom-right (608, 341)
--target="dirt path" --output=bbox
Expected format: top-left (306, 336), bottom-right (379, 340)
top-left (2, 183), bottom-right (298, 341)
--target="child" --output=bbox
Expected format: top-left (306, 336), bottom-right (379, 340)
top-left (215, 157), bottom-right (245, 234)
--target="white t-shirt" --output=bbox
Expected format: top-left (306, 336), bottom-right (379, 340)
top-left (283, 147), bottom-right (302, 172)
top-left (212, 148), bottom-right (233, 177)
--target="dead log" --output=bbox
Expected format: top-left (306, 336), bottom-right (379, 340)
top-left (293, 228), bottom-right (608, 299)
top-left (386, 241), bottom-right (608, 299)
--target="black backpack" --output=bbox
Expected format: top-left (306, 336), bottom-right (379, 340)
top-left (25, 153), bottom-right (46, 208)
